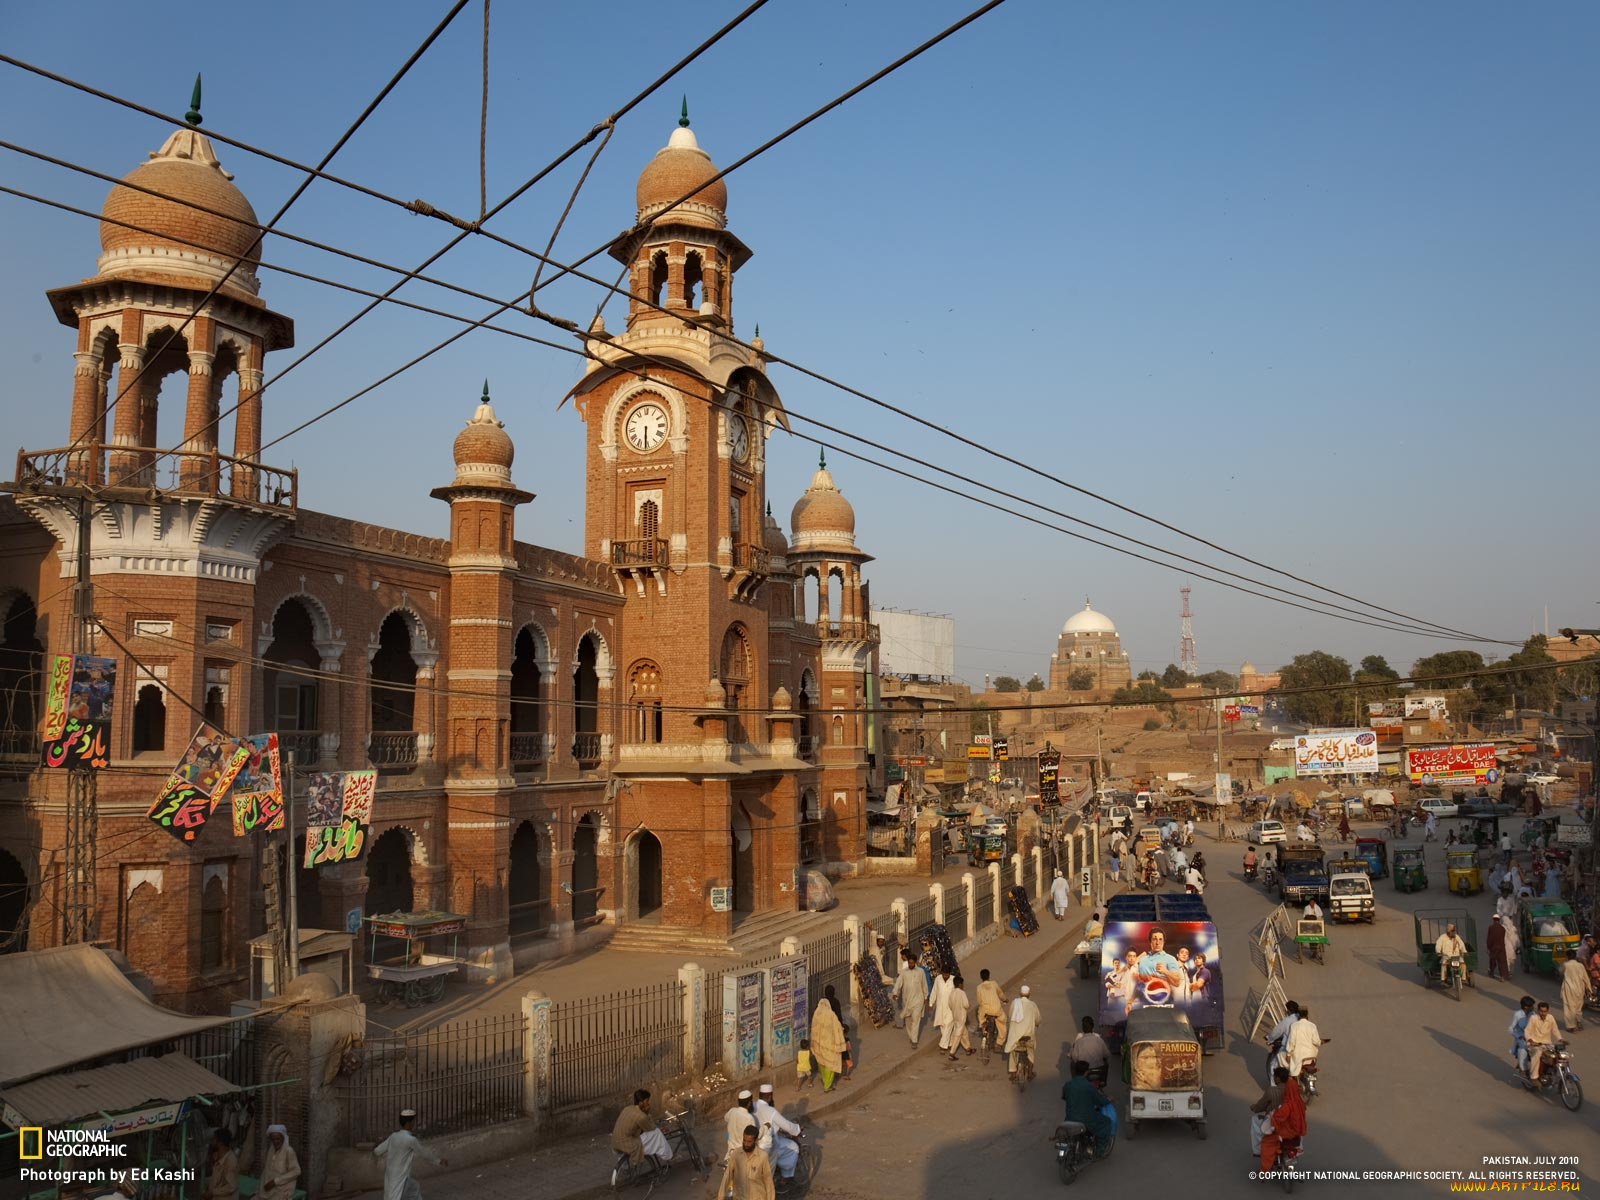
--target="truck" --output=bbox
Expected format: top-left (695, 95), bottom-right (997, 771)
top-left (1277, 845), bottom-right (1329, 906)
top-left (1097, 892), bottom-right (1224, 1053)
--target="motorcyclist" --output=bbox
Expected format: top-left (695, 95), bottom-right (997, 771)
top-left (1069, 1015), bottom-right (1110, 1085)
top-left (1141, 851), bottom-right (1160, 888)
top-left (1264, 1001), bottom-right (1301, 1080)
top-left (753, 1083), bottom-right (801, 1190)
top-left (1061, 1059), bottom-right (1114, 1159)
top-left (1524, 1001), bottom-right (1559, 1086)
top-left (1191, 852), bottom-right (1207, 884)
top-left (1434, 922), bottom-right (1469, 984)
top-left (1244, 846), bottom-right (1259, 881)
top-left (1184, 864), bottom-right (1205, 895)
top-left (1168, 845), bottom-right (1189, 876)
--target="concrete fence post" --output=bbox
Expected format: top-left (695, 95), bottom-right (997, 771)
top-left (961, 872), bottom-right (977, 941)
top-left (779, 935), bottom-right (802, 957)
top-left (678, 964), bottom-right (706, 1074)
top-left (844, 915), bottom-right (863, 1004)
top-left (1064, 834), bottom-right (1074, 885)
top-left (1011, 852), bottom-right (1024, 889)
top-left (987, 863), bottom-right (1003, 924)
top-left (1032, 848), bottom-right (1046, 899)
top-left (891, 897), bottom-right (908, 944)
top-left (522, 990), bottom-right (553, 1133)
top-left (930, 882), bottom-right (945, 925)
top-left (1092, 823), bottom-right (1100, 865)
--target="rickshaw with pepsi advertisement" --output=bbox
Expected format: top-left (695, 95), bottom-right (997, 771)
top-left (1098, 893), bottom-right (1223, 1055)
top-left (1121, 1007), bottom-right (1207, 1140)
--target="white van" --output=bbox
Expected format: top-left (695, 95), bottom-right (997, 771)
top-left (1134, 791), bottom-right (1152, 813)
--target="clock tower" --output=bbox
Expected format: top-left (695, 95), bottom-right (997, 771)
top-left (567, 110), bottom-right (805, 938)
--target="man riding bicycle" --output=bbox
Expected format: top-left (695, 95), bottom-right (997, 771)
top-left (974, 968), bottom-right (1007, 1056)
top-left (1004, 985), bottom-right (1041, 1081)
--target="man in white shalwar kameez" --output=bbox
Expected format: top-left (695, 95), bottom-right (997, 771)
top-left (891, 953), bottom-right (929, 1045)
top-left (1049, 870), bottom-right (1072, 919)
top-left (928, 967), bottom-right (956, 1051)
top-left (374, 1110), bottom-right (447, 1200)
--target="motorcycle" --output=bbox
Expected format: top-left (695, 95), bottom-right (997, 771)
top-left (1523, 1042), bottom-right (1583, 1111)
top-left (1270, 1137), bottom-right (1304, 1194)
top-left (1053, 1106), bottom-right (1115, 1185)
top-left (1140, 862), bottom-right (1161, 892)
top-left (1298, 1058), bottom-right (1319, 1104)
top-left (1262, 862), bottom-right (1277, 890)
top-left (1244, 860), bottom-right (1259, 883)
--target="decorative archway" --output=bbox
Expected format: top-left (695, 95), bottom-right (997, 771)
top-left (364, 827), bottom-right (414, 915)
top-left (509, 821), bottom-right (545, 937)
top-left (572, 813), bottom-right (600, 923)
top-left (623, 829), bottom-right (664, 921)
top-left (730, 804), bottom-right (754, 913)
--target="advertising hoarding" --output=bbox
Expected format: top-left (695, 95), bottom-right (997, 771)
top-left (875, 610), bottom-right (956, 678)
top-left (1099, 920), bottom-right (1223, 1034)
top-left (1294, 730), bottom-right (1379, 777)
top-left (1404, 743), bottom-right (1498, 785)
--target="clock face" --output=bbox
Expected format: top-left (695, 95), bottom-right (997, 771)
top-left (729, 413), bottom-right (751, 463)
top-left (624, 402), bottom-right (668, 452)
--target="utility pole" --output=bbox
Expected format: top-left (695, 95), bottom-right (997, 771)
top-left (62, 495), bottom-right (98, 944)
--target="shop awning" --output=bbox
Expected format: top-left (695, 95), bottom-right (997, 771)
top-left (0, 1054), bottom-right (240, 1129)
top-left (0, 945), bottom-right (242, 1086)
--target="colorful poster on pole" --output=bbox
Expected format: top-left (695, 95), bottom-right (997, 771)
top-left (1293, 730), bottom-right (1379, 777)
top-left (302, 769), bottom-right (377, 867)
top-left (231, 733), bottom-right (285, 835)
top-left (146, 723), bottom-right (250, 843)
top-left (40, 654), bottom-right (117, 769)
top-left (1038, 748), bottom-right (1062, 806)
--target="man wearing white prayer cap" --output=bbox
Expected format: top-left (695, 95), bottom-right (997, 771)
top-left (725, 1090), bottom-right (757, 1153)
top-left (1003, 984), bottom-right (1041, 1081)
top-left (753, 1083), bottom-right (801, 1185)
top-left (374, 1110), bottom-right (447, 1200)
top-left (259, 1125), bottom-right (300, 1200)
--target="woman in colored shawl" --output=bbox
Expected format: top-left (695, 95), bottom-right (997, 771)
top-left (810, 996), bottom-right (848, 1092)
top-left (260, 1126), bottom-right (301, 1200)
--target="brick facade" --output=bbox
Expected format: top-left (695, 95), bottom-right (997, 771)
top-left (0, 117), bottom-right (877, 1002)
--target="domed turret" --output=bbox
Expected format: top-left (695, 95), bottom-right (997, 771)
top-left (1062, 600), bottom-right (1116, 636)
top-left (450, 381), bottom-right (515, 484)
top-left (635, 101), bottom-right (727, 229)
top-left (762, 501), bottom-right (789, 561)
top-left (99, 126), bottom-right (263, 299)
top-left (789, 451), bottom-right (857, 552)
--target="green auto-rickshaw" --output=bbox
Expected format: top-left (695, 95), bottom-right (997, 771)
top-left (1518, 899), bottom-right (1580, 975)
top-left (1393, 844), bottom-right (1427, 892)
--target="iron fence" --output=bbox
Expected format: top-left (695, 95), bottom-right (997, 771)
top-left (862, 910), bottom-right (899, 977)
top-left (171, 1021), bottom-right (257, 1087)
top-left (1022, 856), bottom-right (1037, 897)
top-left (805, 929), bottom-right (851, 1013)
top-left (943, 893), bottom-right (968, 940)
top-left (906, 896), bottom-right (936, 946)
top-left (970, 875), bottom-right (994, 929)
top-left (552, 982), bottom-right (683, 1113)
top-left (340, 1013), bottom-right (525, 1143)
top-left (700, 964), bottom-right (727, 1071)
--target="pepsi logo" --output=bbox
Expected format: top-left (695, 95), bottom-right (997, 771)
top-left (1142, 978), bottom-right (1171, 1005)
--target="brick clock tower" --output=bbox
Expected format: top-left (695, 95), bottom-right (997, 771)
top-left (567, 113), bottom-right (809, 937)
top-left (430, 387), bottom-right (531, 980)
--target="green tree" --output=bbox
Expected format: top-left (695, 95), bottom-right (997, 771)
top-left (1025, 673), bottom-right (1046, 692)
top-left (1410, 650), bottom-right (1486, 690)
top-left (1161, 664), bottom-right (1190, 688)
top-left (1486, 635), bottom-right (1558, 713)
top-left (1359, 655), bottom-right (1399, 679)
top-left (1278, 651), bottom-right (1353, 726)
top-left (1136, 669), bottom-right (1160, 683)
top-left (1111, 681), bottom-right (1172, 705)
top-left (1142, 716), bottom-right (1163, 731)
top-left (1353, 654), bottom-right (1402, 714)
top-left (1067, 667), bottom-right (1095, 690)
top-left (969, 702), bottom-right (990, 738)
top-left (1196, 669), bottom-right (1238, 693)
top-left (992, 675), bottom-right (1022, 693)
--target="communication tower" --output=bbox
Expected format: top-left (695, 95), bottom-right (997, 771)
top-left (1179, 587), bottom-right (1198, 678)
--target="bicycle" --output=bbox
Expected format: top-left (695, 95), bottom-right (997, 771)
top-left (611, 1110), bottom-right (708, 1195)
top-left (779, 1133), bottom-right (819, 1195)
top-left (1010, 1037), bottom-right (1036, 1091)
top-left (978, 1014), bottom-right (999, 1065)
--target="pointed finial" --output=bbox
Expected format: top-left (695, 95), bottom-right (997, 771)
top-left (482, 378), bottom-right (491, 402)
top-left (1085, 595), bottom-right (1091, 608)
top-left (679, 96), bottom-right (690, 128)
top-left (185, 73), bottom-right (204, 127)
top-left (766, 501), bottom-right (772, 518)
top-left (754, 323), bottom-right (760, 338)
top-left (818, 446), bottom-right (827, 470)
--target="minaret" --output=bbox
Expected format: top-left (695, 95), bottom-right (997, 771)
top-left (430, 383), bottom-right (532, 981)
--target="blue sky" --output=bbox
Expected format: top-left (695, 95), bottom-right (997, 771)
top-left (3, 1), bottom-right (1596, 686)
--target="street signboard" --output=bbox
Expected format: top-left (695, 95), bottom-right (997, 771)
top-left (1224, 705), bottom-right (1241, 722)
top-left (1403, 743), bottom-right (1497, 785)
top-left (968, 745), bottom-right (991, 759)
top-left (710, 886), bottom-right (733, 912)
top-left (1556, 823), bottom-right (1592, 846)
top-left (994, 738), bottom-right (1009, 761)
top-left (974, 734), bottom-right (993, 745)
top-left (1294, 730), bottom-right (1380, 777)
top-left (1215, 772), bottom-right (1231, 801)
top-left (1240, 704), bottom-right (1260, 717)
top-left (1039, 747), bottom-right (1062, 805)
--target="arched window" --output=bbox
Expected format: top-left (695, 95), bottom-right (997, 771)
top-left (0, 594), bottom-right (44, 758)
top-left (199, 872), bottom-right (228, 971)
top-left (572, 634), bottom-right (600, 766)
top-left (638, 499), bottom-right (660, 542)
top-left (629, 660), bottom-right (663, 744)
top-left (720, 627), bottom-right (750, 742)
top-left (370, 613), bottom-right (417, 733)
top-left (510, 628), bottom-right (543, 766)
top-left (684, 251), bottom-right (703, 309)
top-left (649, 250), bottom-right (668, 310)
top-left (832, 714), bottom-right (844, 746)
top-left (133, 684), bottom-right (166, 754)
top-left (264, 598), bottom-right (322, 765)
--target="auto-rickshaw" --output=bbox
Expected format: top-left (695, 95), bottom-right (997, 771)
top-left (967, 826), bottom-right (1008, 866)
top-left (1393, 844), bottom-right (1427, 892)
top-left (1328, 854), bottom-right (1367, 878)
top-left (1517, 899), bottom-right (1580, 975)
top-left (1445, 847), bottom-right (1483, 896)
top-left (1121, 1007), bottom-right (1206, 1140)
top-left (1415, 909), bottom-right (1477, 999)
top-left (1354, 837), bottom-right (1388, 879)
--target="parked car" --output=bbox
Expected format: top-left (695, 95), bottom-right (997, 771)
top-left (1269, 738), bottom-right (1295, 752)
top-left (1525, 772), bottom-right (1559, 786)
top-left (1418, 797), bottom-right (1459, 818)
top-left (1458, 797), bottom-right (1516, 818)
top-left (1249, 819), bottom-right (1288, 844)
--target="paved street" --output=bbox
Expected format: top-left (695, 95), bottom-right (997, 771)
top-left (785, 818), bottom-right (1597, 1198)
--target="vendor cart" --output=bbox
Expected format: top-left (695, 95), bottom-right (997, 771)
top-left (365, 910), bottom-right (467, 1007)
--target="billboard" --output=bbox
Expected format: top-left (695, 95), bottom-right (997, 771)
top-left (1294, 730), bottom-right (1379, 776)
top-left (1099, 920), bottom-right (1223, 1033)
top-left (1404, 743), bottom-right (1497, 785)
top-left (875, 610), bottom-right (956, 679)
top-left (1404, 695), bottom-right (1449, 720)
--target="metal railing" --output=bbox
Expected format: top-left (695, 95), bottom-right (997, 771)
top-left (815, 619), bottom-right (880, 644)
top-left (368, 730), bottom-right (418, 773)
top-left (510, 732), bottom-right (545, 767)
top-left (611, 537), bottom-right (669, 568)
top-left (341, 1014), bottom-right (526, 1142)
top-left (572, 730), bottom-right (602, 768)
top-left (796, 735), bottom-right (817, 760)
top-left (805, 929), bottom-right (851, 1011)
top-left (550, 982), bottom-right (684, 1113)
top-left (274, 730), bottom-right (321, 767)
top-left (944, 897), bottom-right (968, 939)
top-left (971, 876), bottom-right (995, 929)
top-left (17, 442), bottom-right (298, 512)
top-left (906, 896), bottom-right (937, 946)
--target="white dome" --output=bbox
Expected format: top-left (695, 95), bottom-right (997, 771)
top-left (1062, 600), bottom-right (1116, 635)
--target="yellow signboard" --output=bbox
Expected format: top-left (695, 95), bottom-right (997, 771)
top-left (968, 745), bottom-right (991, 759)
top-left (924, 767), bottom-right (945, 783)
